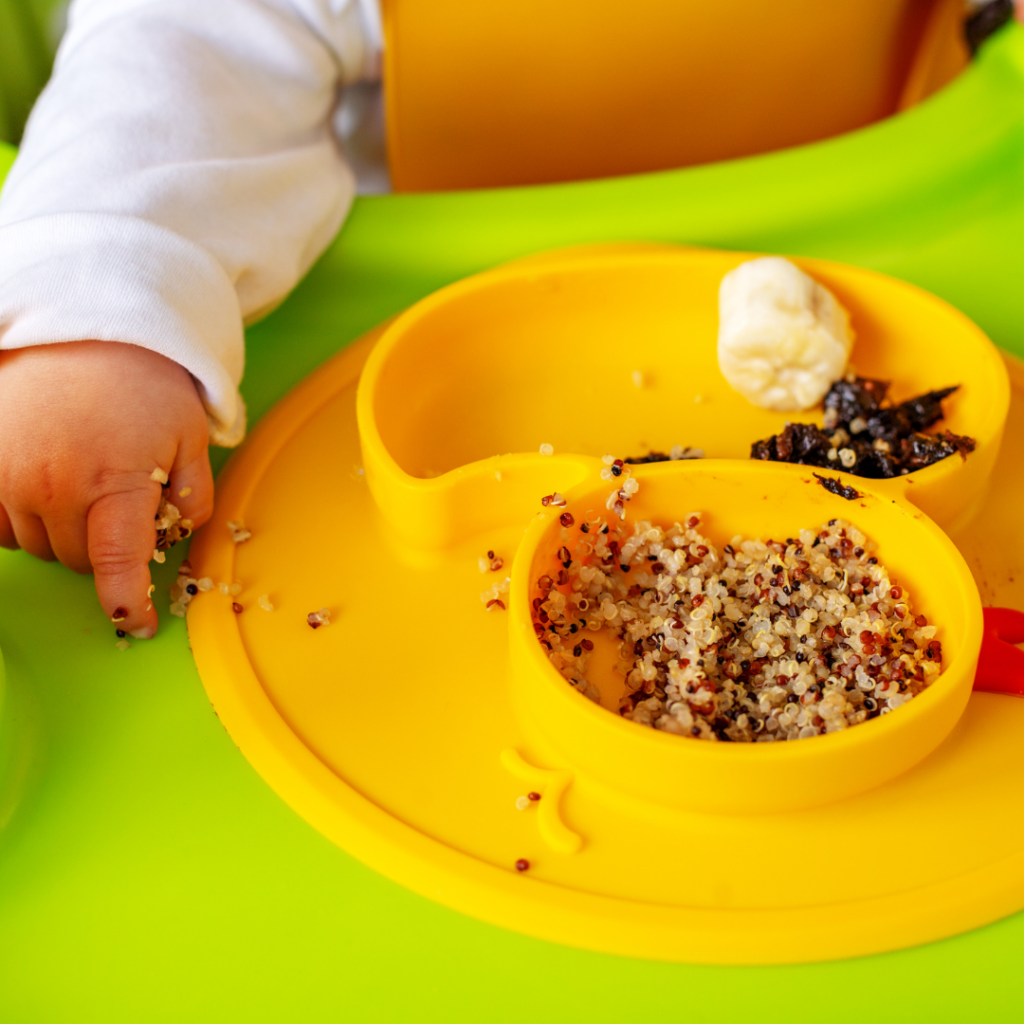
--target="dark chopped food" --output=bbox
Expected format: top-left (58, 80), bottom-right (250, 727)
top-left (774, 421), bottom-right (832, 464)
top-left (751, 375), bottom-right (975, 479)
top-left (624, 446), bottom-right (704, 465)
top-left (813, 474), bottom-right (863, 501)
top-left (822, 376), bottom-right (889, 427)
top-left (860, 387), bottom-right (958, 448)
top-left (624, 451), bottom-right (671, 464)
top-left (899, 430), bottom-right (976, 470)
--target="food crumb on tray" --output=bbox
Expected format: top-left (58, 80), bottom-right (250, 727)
top-left (813, 474), bottom-right (864, 500)
top-left (228, 520), bottom-right (252, 544)
top-left (624, 445), bottom-right (704, 464)
top-left (307, 607), bottom-right (331, 629)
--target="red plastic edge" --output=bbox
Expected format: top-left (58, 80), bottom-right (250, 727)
top-left (974, 607), bottom-right (1024, 695)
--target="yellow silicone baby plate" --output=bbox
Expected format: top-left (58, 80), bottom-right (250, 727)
top-left (189, 244), bottom-right (1024, 965)
top-left (509, 459), bottom-right (980, 817)
top-left (357, 243), bottom-right (1007, 552)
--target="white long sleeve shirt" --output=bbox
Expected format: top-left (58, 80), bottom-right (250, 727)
top-left (0, 0), bottom-right (382, 445)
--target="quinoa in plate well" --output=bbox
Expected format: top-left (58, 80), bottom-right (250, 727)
top-left (533, 511), bottom-right (942, 742)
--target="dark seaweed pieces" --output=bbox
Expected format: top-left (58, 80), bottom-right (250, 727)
top-left (751, 377), bottom-right (975, 479)
top-left (822, 376), bottom-right (889, 426)
top-left (623, 451), bottom-right (672, 464)
top-left (624, 448), bottom-right (704, 465)
top-left (900, 430), bottom-right (976, 471)
top-left (813, 474), bottom-right (863, 501)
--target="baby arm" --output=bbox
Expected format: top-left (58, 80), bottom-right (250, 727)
top-left (0, 0), bottom-right (380, 635)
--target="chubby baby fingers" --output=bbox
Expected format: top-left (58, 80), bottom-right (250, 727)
top-left (7, 509), bottom-right (55, 562)
top-left (0, 502), bottom-right (16, 549)
top-left (87, 486), bottom-right (161, 639)
top-left (168, 447), bottom-right (214, 535)
top-left (41, 513), bottom-right (92, 574)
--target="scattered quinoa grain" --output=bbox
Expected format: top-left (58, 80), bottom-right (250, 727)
top-left (539, 443), bottom-right (554, 456)
top-left (527, 791), bottom-right (541, 801)
top-left (258, 594), bottom-right (274, 612)
top-left (515, 859), bottom-right (530, 872)
top-left (307, 607), bottom-right (331, 629)
top-left (116, 639), bottom-right (131, 651)
top-left (515, 796), bottom-right (530, 811)
top-left (228, 520), bottom-right (252, 544)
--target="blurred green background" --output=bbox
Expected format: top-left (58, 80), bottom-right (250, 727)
top-left (0, 0), bottom-right (64, 144)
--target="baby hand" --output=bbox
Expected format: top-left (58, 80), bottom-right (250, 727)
top-left (0, 341), bottom-right (214, 637)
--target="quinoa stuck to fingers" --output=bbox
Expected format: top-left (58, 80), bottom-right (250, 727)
top-left (532, 513), bottom-right (941, 742)
top-left (154, 493), bottom-right (193, 552)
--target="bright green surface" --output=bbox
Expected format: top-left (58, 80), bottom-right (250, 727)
top-left (0, 0), bottom-right (61, 144)
top-left (3, 23), bottom-right (1024, 1023)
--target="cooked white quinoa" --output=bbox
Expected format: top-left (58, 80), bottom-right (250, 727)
top-left (168, 560), bottom-right (215, 617)
top-left (154, 492), bottom-right (194, 555)
top-left (532, 513), bottom-right (942, 742)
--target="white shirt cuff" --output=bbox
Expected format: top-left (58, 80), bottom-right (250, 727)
top-left (0, 210), bottom-right (247, 445)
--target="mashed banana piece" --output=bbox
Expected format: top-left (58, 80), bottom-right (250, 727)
top-left (718, 257), bottom-right (854, 411)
